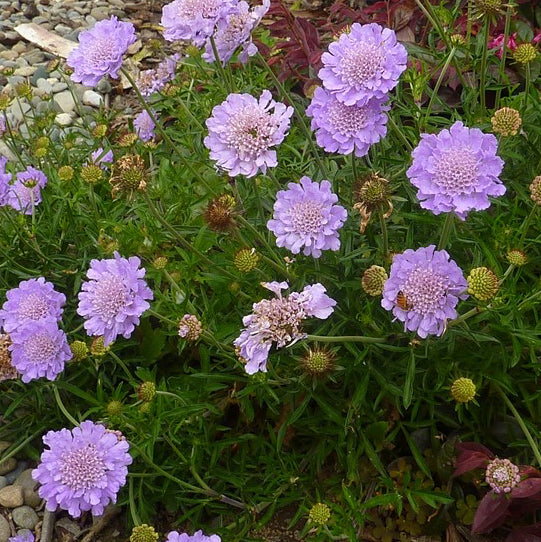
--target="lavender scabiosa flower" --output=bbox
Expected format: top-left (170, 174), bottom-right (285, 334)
top-left (9, 320), bottom-right (72, 382)
top-left (9, 533), bottom-right (34, 542)
top-left (77, 252), bottom-right (153, 346)
top-left (90, 148), bottom-right (113, 169)
top-left (485, 458), bottom-right (520, 494)
top-left (234, 281), bottom-right (336, 374)
top-left (204, 90), bottom-right (293, 177)
top-left (0, 156), bottom-right (11, 206)
top-left (166, 531), bottom-right (221, 542)
top-left (32, 420), bottom-right (132, 517)
top-left (202, 0), bottom-right (270, 65)
top-left (306, 87), bottom-right (389, 156)
top-left (134, 110), bottom-right (156, 142)
top-left (0, 277), bottom-right (66, 333)
top-left (267, 177), bottom-right (347, 258)
top-left (7, 166), bottom-right (47, 215)
top-left (318, 23), bottom-right (407, 106)
top-left (161, 0), bottom-right (235, 46)
top-left (67, 16), bottom-right (136, 87)
top-left (407, 121), bottom-right (505, 220)
top-left (381, 245), bottom-right (468, 338)
top-left (137, 55), bottom-right (180, 98)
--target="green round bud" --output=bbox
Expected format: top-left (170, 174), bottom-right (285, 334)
top-left (362, 265), bottom-right (388, 296)
top-left (507, 249), bottom-right (527, 266)
top-left (138, 381), bottom-right (156, 403)
top-left (58, 165), bottom-right (74, 181)
top-left (514, 43), bottom-right (537, 65)
top-left (309, 503), bottom-right (331, 526)
top-left (107, 400), bottom-right (123, 417)
top-left (467, 267), bottom-right (499, 301)
top-left (234, 248), bottom-right (259, 273)
top-left (130, 524), bottom-right (159, 542)
top-left (451, 378), bottom-right (476, 403)
top-left (69, 340), bottom-right (88, 362)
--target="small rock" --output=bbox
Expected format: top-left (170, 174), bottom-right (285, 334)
top-left (30, 65), bottom-right (48, 86)
top-left (56, 517), bottom-right (81, 536)
top-left (32, 15), bottom-right (49, 24)
top-left (12, 42), bottom-right (26, 54)
top-left (96, 79), bottom-right (112, 94)
top-left (0, 457), bottom-right (17, 476)
top-left (23, 2), bottom-right (39, 18)
top-left (16, 530), bottom-right (32, 539)
top-left (0, 485), bottom-right (24, 507)
top-left (22, 487), bottom-right (41, 508)
top-left (14, 469), bottom-right (40, 508)
top-left (0, 50), bottom-right (18, 61)
top-left (83, 90), bottom-right (103, 107)
top-left (0, 515), bottom-right (10, 542)
top-left (12, 506), bottom-right (39, 530)
top-left (36, 78), bottom-right (53, 93)
top-left (5, 461), bottom-right (28, 484)
top-left (51, 82), bottom-right (67, 93)
top-left (55, 113), bottom-right (72, 126)
top-left (53, 90), bottom-right (75, 113)
top-left (23, 51), bottom-right (45, 65)
top-left (66, 29), bottom-right (81, 42)
top-left (13, 66), bottom-right (35, 77)
top-left (54, 24), bottom-right (72, 35)
top-left (127, 39), bottom-right (142, 55)
top-left (0, 477), bottom-right (6, 490)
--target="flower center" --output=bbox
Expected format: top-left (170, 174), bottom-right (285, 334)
top-left (290, 201), bottom-right (325, 234)
top-left (87, 37), bottom-right (117, 67)
top-left (251, 297), bottom-right (305, 347)
top-left (340, 42), bottom-right (385, 86)
top-left (327, 100), bottom-right (369, 135)
top-left (60, 444), bottom-right (107, 490)
top-left (402, 267), bottom-right (449, 315)
top-left (491, 467), bottom-right (511, 483)
top-left (92, 275), bottom-right (128, 320)
top-left (225, 105), bottom-right (276, 159)
top-left (434, 147), bottom-right (480, 195)
top-left (24, 332), bottom-right (58, 363)
top-left (17, 293), bottom-right (50, 321)
top-left (178, 0), bottom-right (222, 19)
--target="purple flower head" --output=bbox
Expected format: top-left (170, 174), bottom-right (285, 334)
top-left (67, 16), bottom-right (136, 87)
top-left (9, 320), bottom-right (71, 382)
top-left (166, 531), bottom-right (221, 542)
top-left (485, 458), bottom-right (521, 494)
top-left (137, 55), bottom-right (180, 98)
top-left (202, 0), bottom-right (270, 65)
top-left (204, 90), bottom-right (293, 178)
top-left (381, 245), bottom-right (468, 338)
top-left (267, 177), bottom-right (347, 258)
top-left (318, 23), bottom-right (407, 106)
top-left (90, 148), bottom-right (114, 169)
top-left (161, 0), bottom-right (235, 46)
top-left (7, 166), bottom-right (47, 215)
top-left (32, 421), bottom-right (132, 517)
top-left (9, 533), bottom-right (34, 542)
top-left (234, 281), bottom-right (335, 374)
top-left (306, 87), bottom-right (389, 157)
top-left (0, 156), bottom-right (12, 206)
top-left (77, 252), bottom-right (153, 346)
top-left (134, 110), bottom-right (156, 142)
top-left (406, 121), bottom-right (506, 220)
top-left (0, 114), bottom-right (6, 138)
top-left (0, 277), bottom-right (66, 333)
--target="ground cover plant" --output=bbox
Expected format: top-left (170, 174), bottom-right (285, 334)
top-left (0, 0), bottom-right (540, 540)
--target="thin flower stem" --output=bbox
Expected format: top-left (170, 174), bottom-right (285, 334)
top-left (448, 306), bottom-right (485, 327)
top-left (518, 290), bottom-right (541, 311)
top-left (437, 213), bottom-right (455, 250)
top-left (52, 386), bottom-right (79, 427)
top-left (466, 0), bottom-right (472, 62)
top-left (351, 153), bottom-right (358, 183)
top-left (148, 308), bottom-right (178, 326)
top-left (109, 351), bottom-right (134, 382)
top-left (255, 52), bottom-right (329, 178)
top-left (519, 205), bottom-right (537, 243)
top-left (524, 63), bottom-right (531, 112)
top-left (387, 115), bottom-right (413, 152)
top-left (423, 47), bottom-right (456, 129)
top-left (128, 478), bottom-right (142, 526)
top-left (499, 264), bottom-right (515, 285)
top-left (479, 18), bottom-right (490, 111)
top-left (210, 36), bottom-right (233, 93)
top-left (306, 334), bottom-right (388, 344)
top-left (156, 390), bottom-right (186, 405)
top-left (494, 3), bottom-right (513, 109)
top-left (379, 208), bottom-right (389, 263)
top-left (498, 387), bottom-right (541, 467)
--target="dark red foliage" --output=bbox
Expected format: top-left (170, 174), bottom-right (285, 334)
top-left (506, 523), bottom-right (541, 542)
top-left (452, 442), bottom-right (494, 478)
top-left (471, 491), bottom-right (510, 534)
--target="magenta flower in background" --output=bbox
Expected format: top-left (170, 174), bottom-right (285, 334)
top-left (202, 0), bottom-right (270, 65)
top-left (67, 16), bottom-right (136, 87)
top-left (134, 110), bottom-right (156, 142)
top-left (161, 0), bottom-right (234, 46)
top-left (318, 23), bottom-right (407, 106)
top-left (407, 121), bottom-right (505, 220)
top-left (77, 252), bottom-right (153, 346)
top-left (7, 166), bottom-right (47, 215)
top-left (204, 90), bottom-right (293, 177)
top-left (306, 86), bottom-right (389, 157)
top-left (267, 177), bottom-right (347, 258)
top-left (234, 281), bottom-right (336, 374)
top-left (32, 421), bottom-right (132, 517)
top-left (381, 245), bottom-right (468, 338)
top-left (9, 320), bottom-right (71, 382)
top-left (90, 147), bottom-right (113, 169)
top-left (488, 32), bottom-right (517, 59)
top-left (166, 531), bottom-right (221, 542)
top-left (0, 277), bottom-right (66, 333)
top-left (0, 156), bottom-right (11, 206)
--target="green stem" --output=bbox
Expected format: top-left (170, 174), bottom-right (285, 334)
top-left (499, 264), bottom-right (515, 285)
top-left (448, 306), bottom-right (485, 327)
top-left (351, 153), bottom-right (358, 183)
top-left (518, 289), bottom-right (541, 311)
top-left (379, 207), bottom-right (389, 263)
top-left (306, 334), bottom-right (388, 344)
top-left (108, 351), bottom-right (134, 381)
top-left (494, 3), bottom-right (513, 109)
top-left (519, 205), bottom-right (537, 243)
top-left (52, 386), bottom-right (79, 427)
top-left (524, 62), bottom-right (531, 112)
top-left (466, 0), bottom-right (472, 62)
top-left (387, 115), bottom-right (413, 152)
top-left (498, 386), bottom-right (541, 467)
top-left (479, 18), bottom-right (490, 111)
top-left (438, 213), bottom-right (455, 250)
top-left (423, 47), bottom-right (456, 128)
top-left (210, 36), bottom-right (232, 93)
top-left (255, 52), bottom-right (329, 178)
top-left (156, 390), bottom-right (187, 405)
top-left (128, 477), bottom-right (142, 526)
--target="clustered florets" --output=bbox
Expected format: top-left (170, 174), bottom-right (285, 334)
top-left (485, 458), bottom-right (521, 493)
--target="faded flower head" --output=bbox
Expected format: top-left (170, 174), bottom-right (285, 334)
top-left (318, 23), bottom-right (407, 106)
top-left (309, 503), bottom-right (331, 525)
top-left (451, 377), bottom-right (476, 403)
top-left (32, 420), bottom-right (132, 517)
top-left (301, 347), bottom-right (335, 376)
top-left (107, 400), bottom-right (123, 417)
top-left (204, 90), bottom-right (293, 178)
top-left (407, 121), bottom-right (505, 220)
top-left (485, 458), bottom-right (520, 493)
top-left (67, 16), bottom-right (136, 87)
top-left (69, 340), bottom-right (89, 362)
top-left (203, 194), bottom-right (237, 231)
top-left (109, 154), bottom-right (148, 198)
top-left (130, 525), bottom-right (159, 542)
top-left (166, 531), bottom-right (221, 542)
top-left (0, 114), bottom-right (6, 138)
top-left (362, 265), bottom-right (388, 296)
top-left (513, 43), bottom-right (537, 64)
top-left (161, 0), bottom-right (234, 46)
top-left (202, 0), bottom-right (270, 65)
top-left (9, 320), bottom-right (72, 382)
top-left (118, 133), bottom-right (139, 148)
top-left (178, 314), bottom-right (202, 342)
top-left (467, 267), bottom-right (499, 301)
top-left (472, 0), bottom-right (504, 18)
top-left (134, 110), bottom-right (156, 142)
top-left (530, 175), bottom-right (541, 206)
top-left (381, 245), bottom-right (469, 338)
top-left (234, 247), bottom-right (259, 272)
top-left (0, 277), bottom-right (65, 333)
top-left (267, 177), bottom-right (347, 258)
top-left (306, 86), bottom-right (389, 157)
top-left (507, 249), bottom-right (527, 266)
top-left (491, 107), bottom-right (521, 136)
top-left (0, 334), bottom-right (18, 382)
top-left (234, 281), bottom-right (336, 374)
top-left (77, 252), bottom-right (153, 346)
top-left (7, 166), bottom-right (48, 215)
top-left (137, 381), bottom-right (157, 403)
top-left (353, 171), bottom-right (392, 232)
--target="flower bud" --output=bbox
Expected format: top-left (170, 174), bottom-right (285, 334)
top-left (90, 336), bottom-right (110, 356)
top-left (0, 334), bottom-right (18, 382)
top-left (451, 377), bottom-right (476, 403)
top-left (530, 175), bottom-right (541, 206)
top-left (513, 43), bottom-right (537, 64)
top-left (178, 314), bottom-right (202, 342)
top-left (301, 347), bottom-right (336, 376)
top-left (491, 107), bottom-right (521, 136)
top-left (130, 524), bottom-right (159, 542)
top-left (81, 164), bottom-right (103, 184)
top-left (507, 249), bottom-right (527, 266)
top-left (234, 248), bottom-right (259, 273)
top-left (203, 194), bottom-right (237, 232)
top-left (58, 165), bottom-right (75, 181)
top-left (107, 400), bottom-right (123, 417)
top-left (362, 265), bottom-right (388, 296)
top-left (69, 340), bottom-right (88, 362)
top-left (137, 382), bottom-right (156, 403)
top-left (109, 154), bottom-right (148, 198)
top-left (309, 503), bottom-right (331, 526)
top-left (467, 267), bottom-right (499, 301)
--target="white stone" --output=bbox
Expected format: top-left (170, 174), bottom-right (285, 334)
top-left (13, 66), bottom-right (35, 77)
top-left (83, 89), bottom-right (103, 107)
top-left (55, 113), bottom-right (72, 126)
top-left (36, 78), bottom-right (53, 93)
top-left (53, 89), bottom-right (75, 113)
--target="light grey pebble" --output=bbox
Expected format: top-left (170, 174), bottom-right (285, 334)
top-left (85, 15), bottom-right (96, 25)
top-left (13, 66), bottom-right (35, 77)
top-left (12, 42), bottom-right (26, 54)
top-left (90, 6), bottom-right (109, 20)
top-left (36, 101), bottom-right (53, 115)
top-left (0, 457), bottom-right (17, 476)
top-left (0, 515), bottom-right (10, 542)
top-left (55, 113), bottom-right (73, 126)
top-left (54, 24), bottom-right (72, 35)
top-left (0, 477), bottom-right (6, 490)
top-left (12, 506), bottom-right (39, 530)
top-left (0, 484), bottom-right (24, 507)
top-left (14, 469), bottom-right (40, 508)
top-left (53, 90), bottom-right (75, 113)
top-left (51, 82), bottom-right (67, 92)
top-left (66, 29), bottom-right (81, 42)
top-left (29, 67), bottom-right (48, 87)
top-left (83, 89), bottom-right (102, 107)
top-left (32, 15), bottom-right (49, 24)
top-left (96, 79), bottom-right (112, 94)
top-left (0, 50), bottom-right (18, 61)
top-left (56, 517), bottom-right (81, 536)
top-left (5, 461), bottom-right (28, 484)
top-left (23, 50), bottom-right (45, 64)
